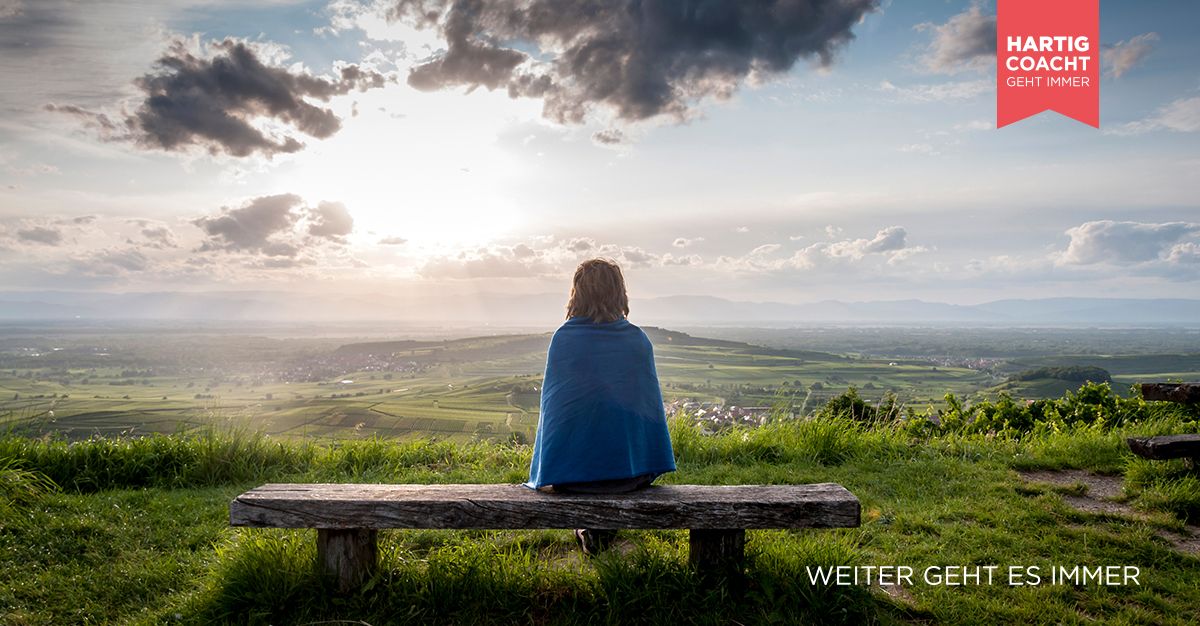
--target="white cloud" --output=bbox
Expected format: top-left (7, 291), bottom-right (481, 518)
top-left (1103, 33), bottom-right (1158, 78)
top-left (672, 236), bottom-right (703, 248)
top-left (897, 143), bottom-right (938, 156)
top-left (716, 226), bottom-right (924, 274)
top-left (879, 79), bottom-right (991, 103)
top-left (827, 226), bottom-right (910, 259)
top-left (915, 4), bottom-right (996, 74)
top-left (661, 253), bottom-right (702, 266)
top-left (1110, 97), bottom-right (1200, 135)
top-left (1058, 220), bottom-right (1200, 265)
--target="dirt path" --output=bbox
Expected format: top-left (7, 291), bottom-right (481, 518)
top-left (1018, 469), bottom-right (1200, 556)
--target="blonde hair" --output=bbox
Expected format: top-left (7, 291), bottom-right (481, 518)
top-left (565, 258), bottom-right (630, 323)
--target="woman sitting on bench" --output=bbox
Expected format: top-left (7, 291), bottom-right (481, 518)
top-left (525, 258), bottom-right (677, 554)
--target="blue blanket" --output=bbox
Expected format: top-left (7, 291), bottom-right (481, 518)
top-left (525, 317), bottom-right (676, 489)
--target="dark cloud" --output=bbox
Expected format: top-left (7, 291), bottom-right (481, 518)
top-left (194, 194), bottom-right (304, 256)
top-left (591, 129), bottom-right (625, 145)
top-left (917, 4), bottom-right (995, 74)
top-left (194, 194), bottom-right (357, 260)
top-left (16, 225), bottom-right (63, 245)
top-left (71, 215), bottom-right (97, 224)
top-left (307, 201), bottom-right (355, 241)
top-left (390, 0), bottom-right (879, 123)
top-left (49, 39), bottom-right (389, 157)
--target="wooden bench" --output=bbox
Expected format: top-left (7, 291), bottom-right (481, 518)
top-left (1127, 383), bottom-right (1200, 469)
top-left (230, 483), bottom-right (860, 592)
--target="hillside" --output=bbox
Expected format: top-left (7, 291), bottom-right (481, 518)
top-left (1, 389), bottom-right (1198, 625)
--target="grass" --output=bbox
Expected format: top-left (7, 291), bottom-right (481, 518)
top-left (1, 400), bottom-right (1199, 624)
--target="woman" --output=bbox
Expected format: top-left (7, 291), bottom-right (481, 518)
top-left (525, 258), bottom-right (676, 553)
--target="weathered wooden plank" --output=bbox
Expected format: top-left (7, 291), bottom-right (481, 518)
top-left (317, 529), bottom-right (377, 593)
top-left (1141, 383), bottom-right (1200, 404)
top-left (1127, 435), bottom-right (1200, 460)
top-left (230, 483), bottom-right (860, 530)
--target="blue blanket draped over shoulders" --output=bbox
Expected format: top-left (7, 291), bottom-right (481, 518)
top-left (525, 316), bottom-right (676, 489)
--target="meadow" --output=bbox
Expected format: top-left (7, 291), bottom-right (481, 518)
top-left (12, 323), bottom-right (1199, 443)
top-left (1, 384), bottom-right (1198, 625)
top-left (1, 326), bottom-right (1006, 442)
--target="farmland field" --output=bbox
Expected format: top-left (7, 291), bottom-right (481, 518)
top-left (2, 322), bottom-right (1198, 442)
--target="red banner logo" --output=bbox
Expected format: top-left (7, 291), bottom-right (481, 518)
top-left (996, 0), bottom-right (1099, 128)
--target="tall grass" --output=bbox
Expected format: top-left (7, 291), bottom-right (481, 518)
top-left (668, 415), bottom-right (909, 467)
top-left (0, 428), bottom-right (312, 491)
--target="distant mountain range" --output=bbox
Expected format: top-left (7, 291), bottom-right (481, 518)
top-left (0, 291), bottom-right (1198, 326)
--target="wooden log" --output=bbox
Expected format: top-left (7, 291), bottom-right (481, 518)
top-left (317, 528), bottom-right (377, 594)
top-left (1127, 435), bottom-right (1200, 461)
top-left (230, 483), bottom-right (861, 531)
top-left (1140, 383), bottom-right (1200, 404)
top-left (689, 528), bottom-right (746, 589)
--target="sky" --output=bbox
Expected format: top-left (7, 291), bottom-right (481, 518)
top-left (0, 0), bottom-right (1198, 307)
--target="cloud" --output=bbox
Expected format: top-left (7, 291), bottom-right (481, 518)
top-left (672, 237), bottom-right (703, 248)
top-left (749, 243), bottom-right (781, 256)
top-left (417, 235), bottom-right (696, 279)
top-left (916, 4), bottom-right (995, 74)
top-left (379, 236), bottom-right (408, 245)
top-left (591, 129), bottom-right (625, 146)
top-left (71, 247), bottom-right (150, 275)
top-left (0, 1), bottom-right (21, 20)
top-left (123, 219), bottom-right (178, 249)
top-left (0, 0), bottom-right (65, 52)
top-left (307, 201), bottom-right (355, 241)
top-left (388, 0), bottom-right (880, 124)
top-left (49, 38), bottom-right (389, 157)
top-left (194, 194), bottom-right (304, 256)
top-left (1103, 32), bottom-right (1157, 78)
top-left (566, 237), bottom-right (595, 253)
top-left (1058, 220), bottom-right (1200, 266)
top-left (661, 253), bottom-right (702, 266)
top-left (418, 245), bottom-right (557, 279)
top-left (1110, 97), bottom-right (1200, 135)
top-left (16, 225), bottom-right (64, 245)
top-left (827, 226), bottom-right (909, 259)
top-left (878, 79), bottom-right (990, 102)
top-left (1166, 242), bottom-right (1200, 265)
top-left (897, 143), bottom-right (937, 156)
top-left (717, 226), bottom-right (923, 273)
top-left (616, 246), bottom-right (655, 268)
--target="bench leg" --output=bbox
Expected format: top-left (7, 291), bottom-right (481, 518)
top-left (689, 529), bottom-right (745, 590)
top-left (317, 528), bottom-right (377, 593)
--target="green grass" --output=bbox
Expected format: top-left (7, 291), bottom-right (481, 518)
top-left (2, 402), bottom-right (1199, 625)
